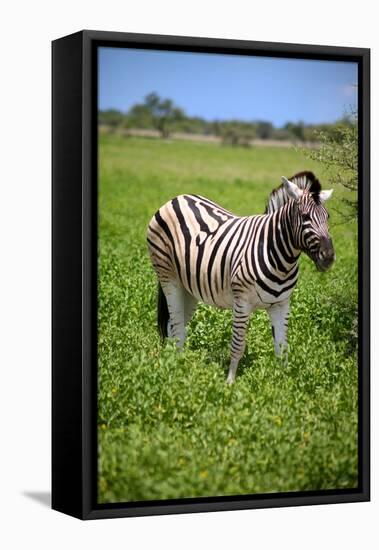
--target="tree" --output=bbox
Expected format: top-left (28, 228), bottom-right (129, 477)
top-left (220, 121), bottom-right (256, 147)
top-left (304, 110), bottom-right (358, 219)
top-left (98, 109), bottom-right (124, 129)
top-left (127, 104), bottom-right (153, 129)
top-left (292, 121), bottom-right (305, 142)
top-left (283, 121), bottom-right (306, 142)
top-left (142, 93), bottom-right (184, 138)
top-left (255, 121), bottom-right (273, 140)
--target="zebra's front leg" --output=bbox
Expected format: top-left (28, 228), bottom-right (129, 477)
top-left (227, 301), bottom-right (252, 384)
top-left (267, 300), bottom-right (290, 362)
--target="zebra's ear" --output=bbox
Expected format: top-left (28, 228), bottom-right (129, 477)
top-left (281, 177), bottom-right (303, 200)
top-left (319, 189), bottom-right (333, 202)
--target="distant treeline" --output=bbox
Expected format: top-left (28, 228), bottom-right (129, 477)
top-left (99, 92), bottom-right (354, 145)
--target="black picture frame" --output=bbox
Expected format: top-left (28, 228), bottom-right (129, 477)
top-left (52, 30), bottom-right (370, 520)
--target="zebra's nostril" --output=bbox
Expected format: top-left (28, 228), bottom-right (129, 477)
top-left (319, 247), bottom-right (335, 261)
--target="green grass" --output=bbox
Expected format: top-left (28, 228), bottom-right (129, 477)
top-left (98, 134), bottom-right (358, 503)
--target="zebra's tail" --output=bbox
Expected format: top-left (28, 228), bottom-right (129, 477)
top-left (157, 283), bottom-right (169, 339)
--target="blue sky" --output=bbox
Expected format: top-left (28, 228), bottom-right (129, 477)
top-left (98, 47), bottom-right (358, 127)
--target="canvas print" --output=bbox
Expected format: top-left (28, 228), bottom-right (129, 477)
top-left (97, 47), bottom-right (359, 504)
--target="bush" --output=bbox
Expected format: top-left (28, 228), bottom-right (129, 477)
top-left (304, 111), bottom-right (358, 219)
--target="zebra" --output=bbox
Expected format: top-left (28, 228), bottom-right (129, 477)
top-left (147, 171), bottom-right (335, 383)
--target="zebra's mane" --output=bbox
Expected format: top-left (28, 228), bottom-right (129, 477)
top-left (265, 171), bottom-right (322, 214)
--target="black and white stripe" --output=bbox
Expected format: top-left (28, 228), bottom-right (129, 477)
top-left (147, 171), bottom-right (334, 382)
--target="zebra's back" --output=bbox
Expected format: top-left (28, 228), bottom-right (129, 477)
top-left (147, 194), bottom-right (253, 308)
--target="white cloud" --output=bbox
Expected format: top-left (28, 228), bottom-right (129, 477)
top-left (341, 83), bottom-right (358, 97)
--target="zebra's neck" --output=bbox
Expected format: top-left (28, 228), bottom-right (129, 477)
top-left (266, 201), bottom-right (301, 275)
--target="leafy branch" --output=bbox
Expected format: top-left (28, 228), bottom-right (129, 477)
top-left (303, 109), bottom-right (358, 220)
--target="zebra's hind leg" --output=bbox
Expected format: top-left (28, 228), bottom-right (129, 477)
top-left (227, 299), bottom-right (252, 384)
top-left (267, 300), bottom-right (290, 362)
top-left (160, 281), bottom-right (188, 349)
top-left (183, 290), bottom-right (198, 327)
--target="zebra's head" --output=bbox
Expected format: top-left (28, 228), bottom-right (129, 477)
top-left (281, 173), bottom-right (335, 272)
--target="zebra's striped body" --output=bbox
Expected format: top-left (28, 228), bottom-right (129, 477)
top-left (147, 172), bottom-right (334, 383)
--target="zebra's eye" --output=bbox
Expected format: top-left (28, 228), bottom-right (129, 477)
top-left (302, 213), bottom-right (311, 222)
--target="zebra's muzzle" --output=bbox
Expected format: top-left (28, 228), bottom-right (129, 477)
top-left (315, 237), bottom-right (335, 271)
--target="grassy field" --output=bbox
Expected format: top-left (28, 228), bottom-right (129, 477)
top-left (97, 134), bottom-right (358, 503)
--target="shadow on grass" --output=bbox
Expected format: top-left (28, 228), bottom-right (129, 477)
top-left (199, 344), bottom-right (264, 382)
